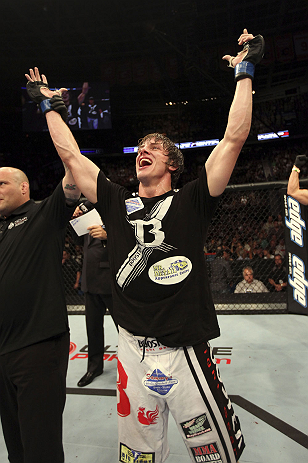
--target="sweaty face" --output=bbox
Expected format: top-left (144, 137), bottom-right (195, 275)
top-left (0, 170), bottom-right (27, 217)
top-left (136, 139), bottom-right (170, 185)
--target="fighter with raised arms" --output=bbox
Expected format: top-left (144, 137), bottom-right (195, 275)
top-left (26, 28), bottom-right (264, 463)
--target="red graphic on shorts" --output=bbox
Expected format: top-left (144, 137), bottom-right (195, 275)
top-left (117, 360), bottom-right (131, 417)
top-left (138, 405), bottom-right (159, 425)
top-left (69, 342), bottom-right (77, 355)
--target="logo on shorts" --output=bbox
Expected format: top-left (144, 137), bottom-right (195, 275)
top-left (181, 413), bottom-right (211, 438)
top-left (119, 443), bottom-right (155, 463)
top-left (137, 339), bottom-right (166, 352)
top-left (191, 443), bottom-right (222, 462)
top-left (148, 256), bottom-right (192, 285)
top-left (138, 405), bottom-right (159, 425)
top-left (143, 368), bottom-right (178, 396)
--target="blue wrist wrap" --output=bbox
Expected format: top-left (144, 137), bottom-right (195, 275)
top-left (234, 61), bottom-right (255, 81)
top-left (40, 99), bottom-right (52, 114)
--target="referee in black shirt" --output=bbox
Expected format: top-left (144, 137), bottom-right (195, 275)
top-left (0, 166), bottom-right (80, 463)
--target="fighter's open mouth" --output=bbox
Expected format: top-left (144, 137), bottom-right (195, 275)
top-left (139, 158), bottom-right (152, 167)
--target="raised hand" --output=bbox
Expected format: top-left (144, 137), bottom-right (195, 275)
top-left (222, 29), bottom-right (255, 68)
top-left (294, 155), bottom-right (308, 169)
top-left (222, 28), bottom-right (265, 82)
top-left (25, 67), bottom-right (67, 98)
top-left (25, 67), bottom-right (68, 121)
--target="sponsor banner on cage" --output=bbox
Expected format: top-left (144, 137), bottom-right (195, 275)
top-left (284, 194), bottom-right (308, 314)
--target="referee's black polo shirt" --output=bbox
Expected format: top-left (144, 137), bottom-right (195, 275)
top-left (0, 182), bottom-right (76, 355)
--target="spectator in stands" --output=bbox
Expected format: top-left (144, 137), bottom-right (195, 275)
top-left (258, 230), bottom-right (269, 250)
top-left (277, 213), bottom-right (283, 227)
top-left (210, 249), bottom-right (233, 294)
top-left (223, 249), bottom-right (233, 262)
top-left (235, 243), bottom-right (250, 260)
top-left (268, 237), bottom-right (278, 255)
top-left (275, 238), bottom-right (285, 258)
top-left (230, 235), bottom-right (240, 257)
top-left (262, 215), bottom-right (274, 235)
top-left (268, 219), bottom-right (284, 240)
top-left (251, 247), bottom-right (263, 260)
top-left (206, 237), bottom-right (217, 254)
top-left (234, 266), bottom-right (269, 293)
top-left (263, 247), bottom-right (274, 259)
top-left (268, 254), bottom-right (287, 291)
top-left (243, 237), bottom-right (253, 258)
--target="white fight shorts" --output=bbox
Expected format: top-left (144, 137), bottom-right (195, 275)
top-left (117, 327), bottom-right (244, 463)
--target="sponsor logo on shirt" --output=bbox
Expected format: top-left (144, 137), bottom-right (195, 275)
top-left (118, 196), bottom-right (175, 289)
top-left (119, 443), bottom-right (155, 463)
top-left (191, 443), bottom-right (222, 462)
top-left (143, 367), bottom-right (179, 396)
top-left (181, 413), bottom-right (212, 438)
top-left (9, 216), bottom-right (28, 229)
top-left (148, 256), bottom-right (192, 285)
top-left (125, 197), bottom-right (144, 215)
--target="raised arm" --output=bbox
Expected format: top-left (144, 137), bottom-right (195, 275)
top-left (45, 110), bottom-right (99, 203)
top-left (287, 155), bottom-right (308, 205)
top-left (62, 161), bottom-right (81, 205)
top-left (77, 82), bottom-right (89, 106)
top-left (205, 29), bottom-right (265, 197)
top-left (25, 68), bottom-right (99, 203)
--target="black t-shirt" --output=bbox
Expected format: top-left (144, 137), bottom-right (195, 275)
top-left (96, 166), bottom-right (221, 347)
top-left (269, 264), bottom-right (287, 291)
top-left (0, 183), bottom-right (76, 355)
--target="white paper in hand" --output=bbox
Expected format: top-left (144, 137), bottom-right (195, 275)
top-left (70, 209), bottom-right (103, 236)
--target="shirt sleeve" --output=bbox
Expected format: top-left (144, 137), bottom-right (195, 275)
top-left (179, 165), bottom-right (221, 231)
top-left (39, 182), bottom-right (78, 230)
top-left (96, 170), bottom-right (126, 224)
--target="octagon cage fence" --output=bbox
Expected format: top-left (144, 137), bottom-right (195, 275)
top-left (63, 180), bottom-right (295, 316)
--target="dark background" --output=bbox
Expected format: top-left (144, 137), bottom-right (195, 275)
top-left (0, 0), bottom-right (307, 197)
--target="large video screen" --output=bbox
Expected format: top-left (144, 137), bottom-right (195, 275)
top-left (22, 82), bottom-right (111, 132)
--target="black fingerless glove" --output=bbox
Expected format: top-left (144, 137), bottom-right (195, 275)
top-left (294, 155), bottom-right (308, 169)
top-left (46, 95), bottom-right (68, 122)
top-left (234, 35), bottom-right (265, 82)
top-left (26, 80), bottom-right (49, 103)
top-left (26, 81), bottom-right (67, 122)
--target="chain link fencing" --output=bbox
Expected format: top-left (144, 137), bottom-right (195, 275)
top-left (62, 227), bottom-right (85, 314)
top-left (206, 182), bottom-right (288, 313)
